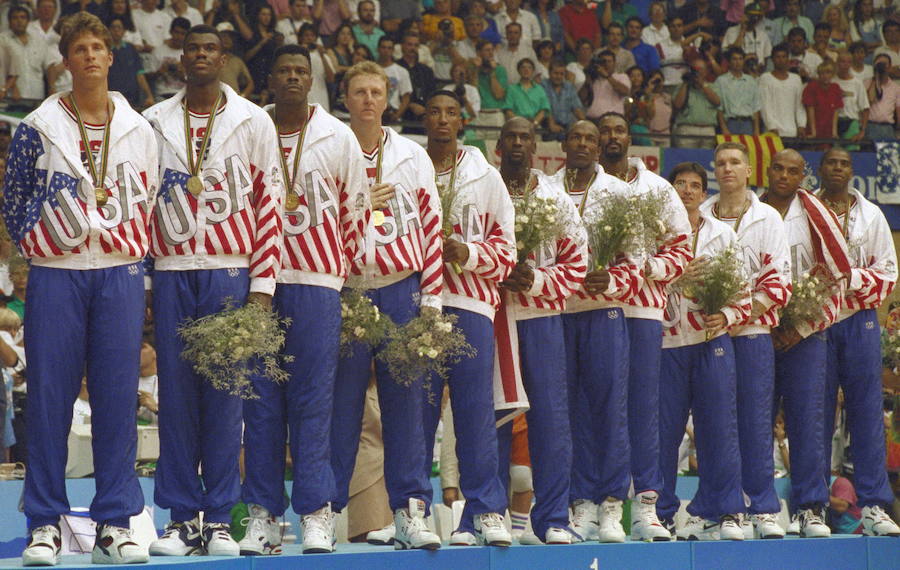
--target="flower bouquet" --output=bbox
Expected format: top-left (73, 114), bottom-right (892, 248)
top-left (779, 265), bottom-right (838, 329)
top-left (882, 328), bottom-right (900, 372)
top-left (377, 309), bottom-right (475, 389)
top-left (340, 288), bottom-right (396, 356)
top-left (584, 192), bottom-right (641, 270)
top-left (178, 301), bottom-right (292, 399)
top-left (634, 189), bottom-right (674, 254)
top-left (678, 245), bottom-right (748, 340)
top-left (513, 191), bottom-right (566, 263)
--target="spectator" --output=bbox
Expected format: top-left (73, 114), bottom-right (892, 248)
top-left (581, 49), bottom-right (631, 120)
top-left (133, 0), bottom-right (174, 67)
top-left (328, 22), bottom-right (356, 78)
top-left (107, 0), bottom-right (147, 50)
top-left (645, 69), bottom-right (673, 142)
top-left (455, 14), bottom-right (487, 64)
top-left (823, 5), bottom-right (851, 52)
top-left (376, 36), bottom-right (412, 124)
top-left (245, 5), bottom-right (282, 98)
top-left (278, 0), bottom-right (315, 45)
top-left (673, 59), bottom-right (721, 147)
top-left (850, 41), bottom-right (874, 82)
top-left (146, 17), bottom-right (189, 100)
top-left (298, 23), bottom-right (334, 111)
top-left (542, 59), bottom-right (585, 139)
top-left (0, 32), bottom-right (16, 103)
top-left (534, 39), bottom-right (555, 81)
top-left (352, 43), bottom-right (373, 63)
top-left (566, 38), bottom-right (593, 90)
top-left (28, 0), bottom-right (60, 47)
top-left (773, 411), bottom-right (790, 478)
top-left (755, 0), bottom-right (777, 46)
top-left (503, 58), bottom-right (550, 125)
top-left (829, 477), bottom-right (864, 534)
top-left (138, 342), bottom-right (159, 426)
top-left (205, 0), bottom-right (254, 44)
top-left (2, 6), bottom-right (54, 103)
top-left (601, 0), bottom-right (639, 29)
top-left (787, 27), bottom-right (821, 81)
top-left (431, 12), bottom-right (463, 82)
top-left (311, 0), bottom-right (352, 43)
top-left (873, 20), bottom-right (899, 77)
top-left (834, 49), bottom-right (870, 142)
top-left (715, 47), bottom-right (761, 135)
top-left (771, 0), bottom-right (813, 47)
top-left (392, 20), bottom-right (435, 68)
top-left (449, 61), bottom-right (481, 122)
top-left (811, 22), bottom-right (839, 63)
top-left (656, 15), bottom-right (699, 90)
top-left (802, 60), bottom-right (843, 142)
top-left (218, 25), bottom-right (255, 98)
top-left (758, 43), bottom-right (806, 137)
top-left (559, 0), bottom-right (601, 52)
top-left (865, 53), bottom-right (899, 139)
top-left (606, 22), bottom-right (637, 74)
top-left (423, 0), bottom-right (465, 43)
top-left (624, 17), bottom-right (661, 75)
top-left (398, 33), bottom-right (437, 128)
top-left (380, 0), bottom-right (421, 35)
top-left (642, 1), bottom-right (670, 46)
top-left (347, 0), bottom-right (379, 24)
top-left (722, 2), bottom-right (772, 64)
top-left (472, 39), bottom-right (508, 137)
top-left (625, 65), bottom-right (653, 143)
top-left (166, 0), bottom-right (202, 28)
top-left (679, 0), bottom-right (726, 37)
top-left (849, 0), bottom-right (884, 59)
top-left (62, 0), bottom-right (107, 20)
top-left (6, 256), bottom-right (26, 321)
top-left (494, 0), bottom-right (541, 45)
top-left (107, 16), bottom-right (154, 109)
top-left (698, 36), bottom-right (726, 78)
top-left (529, 0), bottom-right (563, 52)
top-left (804, 0), bottom-right (830, 26)
top-left (496, 22), bottom-right (538, 84)
top-left (351, 0), bottom-right (384, 60)
top-left (469, 0), bottom-right (503, 45)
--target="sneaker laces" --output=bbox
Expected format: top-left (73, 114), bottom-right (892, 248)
top-left (205, 523), bottom-right (232, 542)
top-left (480, 513), bottom-right (504, 530)
top-left (601, 501), bottom-right (623, 520)
top-left (635, 501), bottom-right (662, 524)
top-left (866, 505), bottom-right (892, 522)
top-left (160, 522), bottom-right (185, 539)
top-left (107, 526), bottom-right (135, 539)
top-left (720, 515), bottom-right (740, 528)
top-left (302, 512), bottom-right (331, 539)
top-left (571, 501), bottom-right (592, 526)
top-left (799, 508), bottom-right (825, 526)
top-left (754, 513), bottom-right (778, 524)
top-left (402, 510), bottom-right (429, 536)
top-left (241, 516), bottom-right (268, 537)
top-left (30, 525), bottom-right (58, 546)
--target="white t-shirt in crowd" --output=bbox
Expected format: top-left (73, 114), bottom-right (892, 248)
top-left (382, 62), bottom-right (412, 111)
top-left (758, 71), bottom-right (806, 137)
top-left (834, 75), bottom-right (870, 120)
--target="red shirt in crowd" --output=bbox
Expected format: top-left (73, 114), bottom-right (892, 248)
top-left (802, 79), bottom-right (844, 138)
top-left (559, 3), bottom-right (600, 45)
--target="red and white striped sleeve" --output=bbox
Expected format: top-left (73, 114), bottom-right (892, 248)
top-left (248, 115), bottom-right (284, 295)
top-left (461, 170), bottom-right (516, 283)
top-left (846, 208), bottom-right (897, 310)
top-left (417, 153), bottom-right (444, 309)
top-left (603, 256), bottom-right (643, 302)
top-left (644, 232), bottom-right (692, 286)
top-left (337, 135), bottom-right (371, 273)
top-left (526, 194), bottom-right (587, 304)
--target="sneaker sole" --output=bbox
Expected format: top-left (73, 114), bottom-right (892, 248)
top-left (149, 546), bottom-right (202, 556)
top-left (239, 548), bottom-right (284, 556)
top-left (91, 551), bottom-right (150, 565)
top-left (302, 547), bottom-right (335, 554)
top-left (367, 539), bottom-right (394, 546)
top-left (394, 540), bottom-right (441, 551)
top-left (22, 553), bottom-right (60, 567)
top-left (864, 530), bottom-right (900, 537)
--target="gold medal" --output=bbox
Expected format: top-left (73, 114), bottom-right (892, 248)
top-left (373, 210), bottom-right (385, 226)
top-left (69, 95), bottom-right (113, 208)
top-left (187, 176), bottom-right (203, 196)
top-left (95, 187), bottom-right (108, 206)
top-left (285, 192), bottom-right (300, 211)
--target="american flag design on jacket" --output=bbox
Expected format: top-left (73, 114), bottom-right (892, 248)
top-left (547, 164), bottom-right (642, 313)
top-left (701, 190), bottom-right (792, 335)
top-left (438, 146), bottom-right (516, 320)
top-left (2, 92), bottom-right (158, 269)
top-left (620, 157), bottom-right (692, 321)
top-left (509, 170), bottom-right (587, 319)
top-left (143, 85), bottom-right (283, 296)
top-left (817, 188), bottom-right (897, 319)
top-left (662, 214), bottom-right (752, 348)
top-left (347, 127), bottom-right (443, 310)
top-left (267, 104), bottom-right (370, 290)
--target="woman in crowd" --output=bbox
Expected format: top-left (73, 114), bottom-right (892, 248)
top-left (245, 4), bottom-right (282, 98)
top-left (530, 0), bottom-right (563, 52)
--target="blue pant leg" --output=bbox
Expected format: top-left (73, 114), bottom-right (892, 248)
top-left (22, 267), bottom-right (89, 528)
top-left (688, 336), bottom-right (745, 520)
top-left (372, 275), bottom-right (431, 511)
top-left (421, 373), bottom-right (446, 509)
top-left (86, 264), bottom-right (146, 526)
top-left (562, 313), bottom-right (597, 504)
top-left (775, 333), bottom-right (829, 508)
top-left (836, 311), bottom-right (894, 507)
top-left (445, 308), bottom-right (507, 531)
top-left (518, 316), bottom-right (572, 538)
top-left (196, 269), bottom-right (249, 523)
top-left (657, 346), bottom-right (692, 522)
top-left (283, 285), bottom-right (341, 515)
top-left (241, 360), bottom-right (287, 516)
top-left (823, 323), bottom-right (843, 481)
top-left (583, 309), bottom-right (631, 501)
top-left (626, 318), bottom-right (664, 494)
top-left (153, 270), bottom-right (205, 521)
top-left (732, 334), bottom-right (780, 514)
top-left (495, 414), bottom-right (513, 500)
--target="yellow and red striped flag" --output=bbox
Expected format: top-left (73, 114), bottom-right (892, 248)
top-left (715, 132), bottom-right (784, 188)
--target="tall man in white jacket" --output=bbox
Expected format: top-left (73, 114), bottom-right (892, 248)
top-left (5, 13), bottom-right (157, 567)
top-left (239, 44), bottom-right (371, 556)
top-left (816, 147), bottom-right (900, 537)
top-left (144, 24), bottom-right (282, 557)
top-left (700, 142), bottom-right (791, 540)
top-left (421, 90), bottom-right (515, 548)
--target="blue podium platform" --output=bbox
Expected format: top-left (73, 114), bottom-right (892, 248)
top-left (0, 538), bottom-right (898, 570)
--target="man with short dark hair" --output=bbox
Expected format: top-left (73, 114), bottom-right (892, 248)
top-left (543, 60), bottom-right (585, 139)
top-left (496, 22), bottom-right (536, 85)
top-left (352, 0), bottom-right (384, 61)
top-left (714, 48), bottom-right (761, 135)
top-left (375, 36), bottom-right (411, 124)
top-left (786, 27), bottom-right (821, 81)
top-left (723, 1), bottom-right (772, 63)
top-left (398, 34), bottom-right (436, 127)
top-left (623, 17), bottom-right (661, 75)
top-left (759, 44), bottom-right (806, 137)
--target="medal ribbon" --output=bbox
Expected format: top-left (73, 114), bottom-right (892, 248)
top-left (69, 94), bottom-right (112, 200)
top-left (183, 91), bottom-right (223, 185)
top-left (276, 106), bottom-right (311, 199)
top-left (564, 169), bottom-right (597, 216)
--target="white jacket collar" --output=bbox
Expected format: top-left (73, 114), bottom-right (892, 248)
top-left (261, 102), bottom-right (335, 148)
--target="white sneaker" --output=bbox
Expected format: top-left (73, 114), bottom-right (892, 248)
top-left (238, 504), bottom-right (283, 555)
top-left (92, 524), bottom-right (149, 564)
top-left (518, 531), bottom-right (542, 545)
top-left (751, 513), bottom-right (785, 539)
top-left (149, 519), bottom-right (203, 556)
top-left (739, 514), bottom-right (754, 540)
top-left (301, 505), bottom-right (336, 554)
top-left (366, 522), bottom-right (395, 545)
top-left (631, 491), bottom-right (672, 541)
top-left (719, 515), bottom-right (745, 541)
top-left (394, 498), bottom-right (441, 550)
top-left (597, 499), bottom-right (626, 543)
top-left (677, 516), bottom-right (718, 541)
top-left (202, 522), bottom-right (239, 556)
top-left (569, 499), bottom-right (599, 542)
top-left (449, 530), bottom-right (476, 546)
top-left (862, 505), bottom-right (900, 537)
top-left (22, 525), bottom-right (61, 567)
top-left (475, 513), bottom-right (511, 547)
top-left (544, 527), bottom-right (573, 545)
top-left (797, 507), bottom-right (831, 538)
top-left (786, 513), bottom-right (800, 536)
